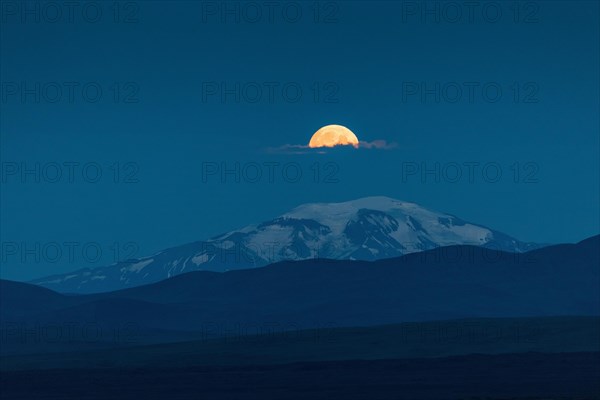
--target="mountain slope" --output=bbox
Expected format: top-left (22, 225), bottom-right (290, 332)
top-left (30, 197), bottom-right (541, 293)
top-left (4, 236), bottom-right (596, 344)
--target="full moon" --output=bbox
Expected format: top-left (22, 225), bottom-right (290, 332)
top-left (309, 125), bottom-right (359, 149)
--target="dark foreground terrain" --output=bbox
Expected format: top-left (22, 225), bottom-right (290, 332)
top-left (1, 238), bottom-right (598, 399)
top-left (1, 317), bottom-right (598, 399)
top-left (1, 352), bottom-right (599, 400)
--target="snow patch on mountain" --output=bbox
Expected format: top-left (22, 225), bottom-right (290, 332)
top-left (30, 196), bottom-right (541, 293)
top-left (125, 259), bottom-right (154, 273)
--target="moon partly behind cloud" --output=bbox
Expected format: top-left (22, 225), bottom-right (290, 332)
top-left (266, 124), bottom-right (397, 153)
top-left (308, 124), bottom-right (360, 149)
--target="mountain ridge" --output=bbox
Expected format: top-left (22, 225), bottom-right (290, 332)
top-left (29, 196), bottom-right (543, 293)
top-left (3, 236), bottom-right (596, 339)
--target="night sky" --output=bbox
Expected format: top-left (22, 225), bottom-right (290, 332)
top-left (1, 1), bottom-right (599, 281)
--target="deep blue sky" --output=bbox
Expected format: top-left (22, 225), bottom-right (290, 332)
top-left (1, 1), bottom-right (599, 281)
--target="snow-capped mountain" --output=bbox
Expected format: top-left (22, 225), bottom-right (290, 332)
top-left (31, 197), bottom-right (541, 293)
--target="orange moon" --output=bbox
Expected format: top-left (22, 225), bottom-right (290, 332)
top-left (308, 125), bottom-right (359, 149)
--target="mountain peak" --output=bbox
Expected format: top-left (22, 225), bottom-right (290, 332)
top-left (284, 196), bottom-right (416, 225)
top-left (30, 197), bottom-right (541, 293)
top-left (287, 196), bottom-right (410, 213)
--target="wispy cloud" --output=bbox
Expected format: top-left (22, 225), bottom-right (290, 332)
top-left (266, 140), bottom-right (398, 154)
top-left (358, 140), bottom-right (398, 150)
top-left (265, 144), bottom-right (313, 154)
